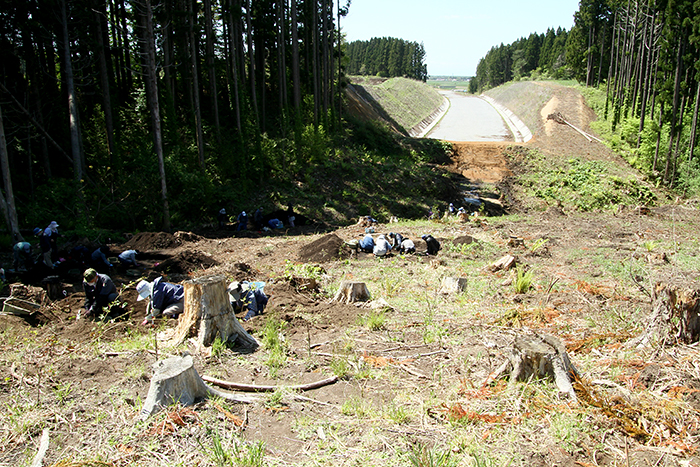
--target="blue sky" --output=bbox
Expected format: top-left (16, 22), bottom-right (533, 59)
top-left (341, 0), bottom-right (581, 77)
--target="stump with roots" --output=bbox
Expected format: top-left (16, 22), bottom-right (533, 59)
top-left (486, 333), bottom-right (580, 401)
top-left (627, 281), bottom-right (700, 348)
top-left (174, 275), bottom-right (258, 350)
top-left (140, 354), bottom-right (256, 419)
top-left (332, 281), bottom-right (370, 304)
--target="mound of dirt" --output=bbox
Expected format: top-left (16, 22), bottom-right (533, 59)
top-left (153, 250), bottom-right (217, 275)
top-left (297, 234), bottom-right (349, 263)
top-left (125, 232), bottom-right (181, 251)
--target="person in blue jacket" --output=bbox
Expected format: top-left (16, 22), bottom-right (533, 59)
top-left (137, 277), bottom-right (185, 325)
top-left (228, 281), bottom-right (269, 321)
top-left (358, 234), bottom-right (375, 253)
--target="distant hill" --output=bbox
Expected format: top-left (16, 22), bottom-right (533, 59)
top-left (346, 76), bottom-right (446, 136)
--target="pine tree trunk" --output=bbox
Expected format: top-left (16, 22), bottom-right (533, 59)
top-left (140, 0), bottom-right (171, 231)
top-left (0, 104), bottom-right (22, 242)
top-left (61, 0), bottom-right (83, 182)
top-left (203, 0), bottom-right (221, 141)
top-left (189, 0), bottom-right (206, 169)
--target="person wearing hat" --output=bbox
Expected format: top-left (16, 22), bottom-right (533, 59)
top-left (373, 234), bottom-right (392, 257)
top-left (237, 211), bottom-right (248, 231)
top-left (43, 221), bottom-right (60, 265)
top-left (82, 268), bottom-right (117, 318)
top-left (137, 277), bottom-right (185, 325)
top-left (217, 208), bottom-right (227, 229)
top-left (12, 241), bottom-right (33, 272)
top-left (228, 281), bottom-right (269, 321)
top-left (422, 234), bottom-right (441, 256)
top-left (387, 232), bottom-right (404, 250)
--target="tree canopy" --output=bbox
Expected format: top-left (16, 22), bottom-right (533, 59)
top-left (345, 37), bottom-right (428, 81)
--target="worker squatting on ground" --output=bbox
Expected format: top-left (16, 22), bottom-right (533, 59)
top-left (373, 234), bottom-right (391, 257)
top-left (422, 234), bottom-right (441, 255)
top-left (137, 277), bottom-right (185, 325)
top-left (82, 268), bottom-right (117, 318)
top-left (228, 281), bottom-right (269, 321)
top-left (91, 246), bottom-right (113, 273)
top-left (12, 241), bottom-right (33, 271)
top-left (359, 234), bottom-right (375, 253)
top-left (399, 237), bottom-right (416, 254)
top-left (118, 249), bottom-right (139, 268)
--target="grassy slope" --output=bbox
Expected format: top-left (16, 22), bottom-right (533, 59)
top-left (349, 77), bottom-right (444, 132)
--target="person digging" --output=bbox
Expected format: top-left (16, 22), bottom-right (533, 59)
top-left (137, 278), bottom-right (185, 326)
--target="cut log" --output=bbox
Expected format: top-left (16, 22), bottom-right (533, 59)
top-left (332, 281), bottom-right (370, 304)
top-left (626, 282), bottom-right (700, 348)
top-left (485, 332), bottom-right (579, 401)
top-left (489, 255), bottom-right (516, 272)
top-left (174, 275), bottom-right (258, 350)
top-left (140, 354), bottom-right (257, 419)
top-left (439, 277), bottom-right (468, 294)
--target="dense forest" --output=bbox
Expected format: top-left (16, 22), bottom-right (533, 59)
top-left (470, 27), bottom-right (570, 91)
top-left (0, 0), bottom-right (350, 238)
top-left (471, 0), bottom-right (700, 194)
top-left (344, 37), bottom-right (428, 81)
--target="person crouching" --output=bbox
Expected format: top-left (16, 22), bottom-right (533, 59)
top-left (137, 277), bottom-right (184, 325)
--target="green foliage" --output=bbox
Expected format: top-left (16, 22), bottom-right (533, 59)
top-left (358, 310), bottom-right (387, 331)
top-left (262, 319), bottom-right (288, 377)
top-left (520, 151), bottom-right (657, 211)
top-left (408, 444), bottom-right (459, 467)
top-left (346, 39), bottom-right (428, 81)
top-left (283, 260), bottom-right (325, 281)
top-left (513, 266), bottom-right (533, 294)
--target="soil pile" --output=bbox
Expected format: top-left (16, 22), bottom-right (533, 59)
top-left (153, 250), bottom-right (218, 275)
top-left (297, 233), bottom-right (349, 263)
top-left (125, 232), bottom-right (181, 250)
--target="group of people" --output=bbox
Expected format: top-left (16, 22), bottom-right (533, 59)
top-left (357, 232), bottom-right (440, 257)
top-left (219, 206), bottom-right (297, 232)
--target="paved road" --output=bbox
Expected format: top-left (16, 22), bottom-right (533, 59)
top-left (426, 91), bottom-right (511, 142)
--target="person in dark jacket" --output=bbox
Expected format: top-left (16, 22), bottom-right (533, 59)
top-left (388, 232), bottom-right (404, 250)
top-left (137, 277), bottom-right (185, 325)
top-left (237, 211), bottom-right (248, 231)
top-left (82, 268), bottom-right (118, 318)
top-left (228, 281), bottom-right (269, 321)
top-left (12, 241), bottom-right (33, 271)
top-left (91, 246), bottom-right (113, 273)
top-left (422, 234), bottom-right (441, 255)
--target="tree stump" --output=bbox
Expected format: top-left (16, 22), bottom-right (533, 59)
top-left (174, 275), bottom-right (258, 350)
top-left (626, 282), bottom-right (700, 348)
top-left (439, 277), bottom-right (468, 294)
top-left (140, 354), bottom-right (256, 419)
top-left (486, 333), bottom-right (579, 401)
top-left (332, 281), bottom-right (370, 304)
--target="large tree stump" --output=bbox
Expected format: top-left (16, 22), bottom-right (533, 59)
top-left (332, 281), bottom-right (370, 304)
top-left (627, 282), bottom-right (700, 348)
top-left (140, 354), bottom-right (257, 419)
top-left (486, 333), bottom-right (579, 401)
top-left (174, 275), bottom-right (258, 350)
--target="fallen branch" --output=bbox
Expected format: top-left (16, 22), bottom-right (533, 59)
top-left (30, 428), bottom-right (49, 467)
top-left (202, 375), bottom-right (338, 393)
top-left (547, 111), bottom-right (603, 143)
